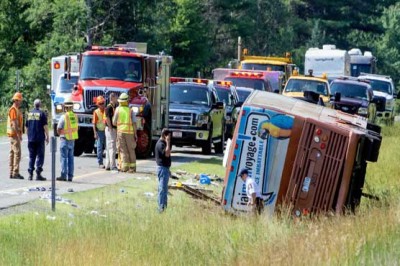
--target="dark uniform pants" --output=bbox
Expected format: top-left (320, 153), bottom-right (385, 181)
top-left (28, 141), bottom-right (45, 175)
top-left (255, 197), bottom-right (264, 215)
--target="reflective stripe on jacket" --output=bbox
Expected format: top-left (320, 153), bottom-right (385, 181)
top-left (94, 108), bottom-right (105, 131)
top-left (116, 106), bottom-right (134, 134)
top-left (7, 106), bottom-right (23, 137)
top-left (63, 111), bottom-right (78, 140)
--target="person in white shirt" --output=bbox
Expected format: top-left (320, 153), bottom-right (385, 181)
top-left (239, 168), bottom-right (264, 215)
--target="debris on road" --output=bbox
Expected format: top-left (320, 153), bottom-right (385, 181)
top-left (171, 174), bottom-right (179, 180)
top-left (169, 182), bottom-right (220, 205)
top-left (144, 192), bottom-right (155, 198)
top-left (199, 174), bottom-right (211, 185)
top-left (176, 170), bottom-right (187, 175)
top-left (46, 215), bottom-right (56, 221)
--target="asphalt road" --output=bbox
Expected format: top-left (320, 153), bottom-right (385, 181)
top-left (0, 136), bottom-right (222, 210)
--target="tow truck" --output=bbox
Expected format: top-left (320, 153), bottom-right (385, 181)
top-left (169, 77), bottom-right (225, 154)
top-left (63, 43), bottom-right (172, 157)
top-left (282, 70), bottom-right (331, 106)
top-left (232, 37), bottom-right (296, 90)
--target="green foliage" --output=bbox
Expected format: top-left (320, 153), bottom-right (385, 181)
top-left (375, 3), bottom-right (400, 85)
top-left (0, 0), bottom-right (398, 106)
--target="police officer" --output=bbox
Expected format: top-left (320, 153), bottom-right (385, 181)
top-left (7, 92), bottom-right (24, 179)
top-left (56, 97), bottom-right (78, 181)
top-left (25, 99), bottom-right (49, 181)
top-left (93, 95), bottom-right (106, 168)
top-left (112, 93), bottom-right (137, 173)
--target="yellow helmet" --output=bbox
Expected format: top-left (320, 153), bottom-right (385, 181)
top-left (118, 93), bottom-right (129, 102)
top-left (12, 92), bottom-right (23, 101)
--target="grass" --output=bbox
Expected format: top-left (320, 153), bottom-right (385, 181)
top-left (171, 157), bottom-right (225, 178)
top-left (0, 125), bottom-right (400, 265)
top-left (0, 121), bottom-right (5, 136)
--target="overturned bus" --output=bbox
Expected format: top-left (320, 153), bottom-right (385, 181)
top-left (222, 91), bottom-right (381, 217)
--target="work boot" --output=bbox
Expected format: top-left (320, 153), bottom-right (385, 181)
top-left (128, 167), bottom-right (136, 173)
top-left (56, 176), bottom-right (67, 181)
top-left (12, 174), bottom-right (24, 180)
top-left (28, 172), bottom-right (33, 181)
top-left (36, 174), bottom-right (47, 181)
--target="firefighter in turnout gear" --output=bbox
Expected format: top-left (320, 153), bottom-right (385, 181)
top-left (8, 92), bottom-right (24, 179)
top-left (56, 97), bottom-right (79, 181)
top-left (112, 93), bottom-right (137, 173)
top-left (93, 95), bottom-right (106, 168)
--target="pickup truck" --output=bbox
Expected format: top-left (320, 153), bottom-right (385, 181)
top-left (330, 77), bottom-right (382, 123)
top-left (358, 73), bottom-right (396, 125)
top-left (169, 78), bottom-right (225, 154)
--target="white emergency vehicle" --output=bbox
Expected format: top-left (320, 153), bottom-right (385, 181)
top-left (49, 55), bottom-right (79, 135)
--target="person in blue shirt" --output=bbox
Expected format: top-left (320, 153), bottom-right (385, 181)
top-left (25, 99), bottom-right (49, 181)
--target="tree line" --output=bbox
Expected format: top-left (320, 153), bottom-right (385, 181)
top-left (0, 0), bottom-right (399, 108)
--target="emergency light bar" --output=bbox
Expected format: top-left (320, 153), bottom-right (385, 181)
top-left (170, 77), bottom-right (208, 85)
top-left (336, 76), bottom-right (370, 83)
top-left (88, 45), bottom-right (137, 53)
top-left (230, 71), bottom-right (263, 78)
top-left (214, 80), bottom-right (232, 87)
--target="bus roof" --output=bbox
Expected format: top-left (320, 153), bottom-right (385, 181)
top-left (245, 91), bottom-right (368, 131)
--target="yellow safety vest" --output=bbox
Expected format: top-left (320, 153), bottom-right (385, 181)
top-left (117, 106), bottom-right (134, 134)
top-left (63, 111), bottom-right (79, 140)
top-left (7, 106), bottom-right (22, 137)
top-left (94, 108), bottom-right (105, 131)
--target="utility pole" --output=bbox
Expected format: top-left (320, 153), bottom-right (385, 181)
top-left (86, 0), bottom-right (92, 46)
top-left (15, 70), bottom-right (21, 92)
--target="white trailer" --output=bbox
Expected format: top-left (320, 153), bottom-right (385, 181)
top-left (304, 45), bottom-right (350, 81)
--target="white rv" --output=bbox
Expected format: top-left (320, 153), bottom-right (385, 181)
top-left (304, 45), bottom-right (350, 82)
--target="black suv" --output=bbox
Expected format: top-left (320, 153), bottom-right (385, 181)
top-left (213, 81), bottom-right (240, 139)
top-left (330, 77), bottom-right (382, 123)
top-left (169, 78), bottom-right (225, 154)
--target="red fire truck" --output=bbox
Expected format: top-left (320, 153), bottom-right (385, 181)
top-left (64, 43), bottom-right (172, 158)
